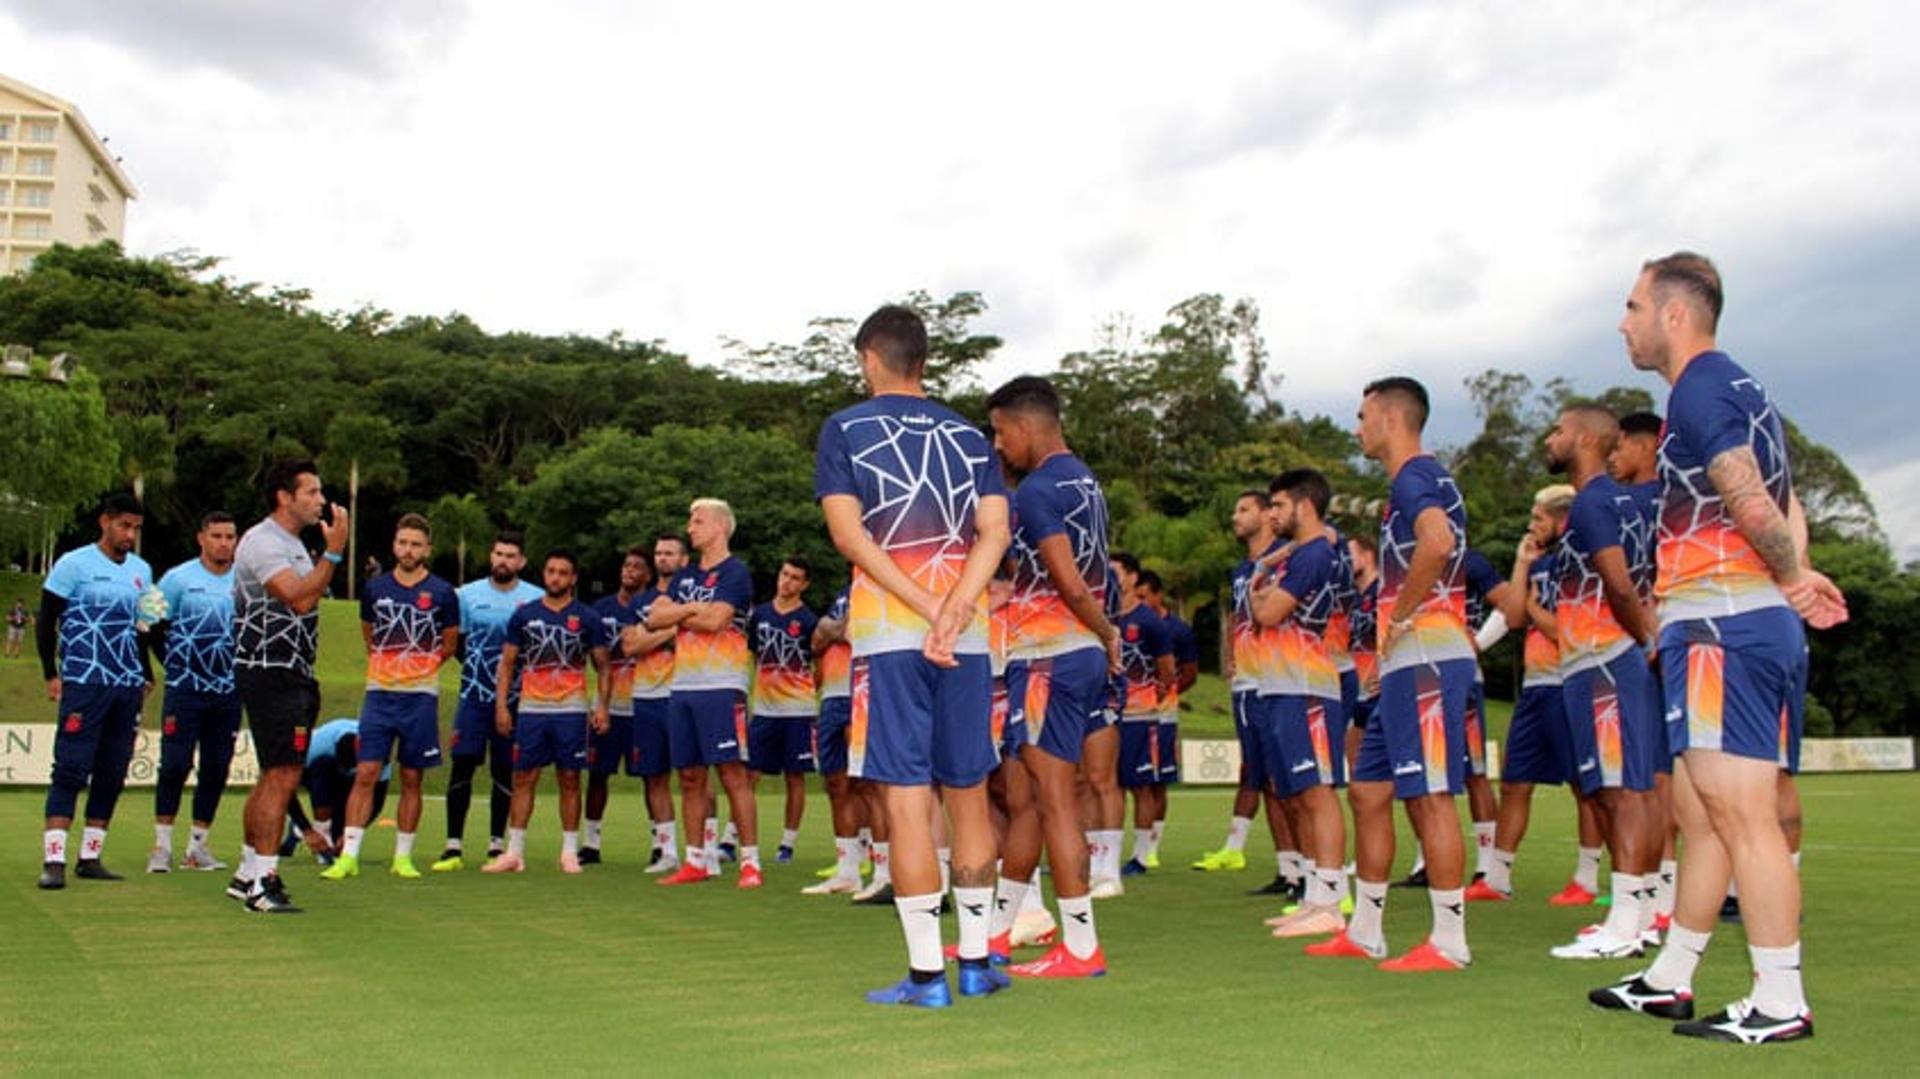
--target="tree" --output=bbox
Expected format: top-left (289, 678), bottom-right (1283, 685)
top-left (320, 414), bottom-right (405, 598)
top-left (0, 364), bottom-right (120, 570)
top-left (427, 493), bottom-right (494, 584)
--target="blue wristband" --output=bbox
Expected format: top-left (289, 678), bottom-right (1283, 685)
top-left (324, 551), bottom-right (344, 565)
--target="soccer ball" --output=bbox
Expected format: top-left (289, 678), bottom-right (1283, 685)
top-left (135, 587), bottom-right (169, 632)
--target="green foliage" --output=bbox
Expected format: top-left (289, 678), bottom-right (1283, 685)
top-left (426, 493), bottom-right (495, 583)
top-left (0, 364), bottom-right (120, 560)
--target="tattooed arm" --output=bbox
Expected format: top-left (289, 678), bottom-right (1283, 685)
top-left (1707, 447), bottom-right (1848, 628)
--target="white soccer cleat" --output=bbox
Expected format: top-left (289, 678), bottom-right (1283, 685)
top-left (146, 846), bottom-right (172, 874)
top-left (181, 845), bottom-right (227, 871)
top-left (644, 855), bottom-right (682, 876)
top-left (1088, 877), bottom-right (1125, 900)
top-left (801, 876), bottom-right (861, 896)
top-left (850, 877), bottom-right (892, 902)
top-left (1550, 927), bottom-right (1644, 960)
top-left (1010, 907), bottom-right (1058, 948)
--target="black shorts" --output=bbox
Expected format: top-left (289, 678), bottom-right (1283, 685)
top-left (237, 667), bottom-right (320, 770)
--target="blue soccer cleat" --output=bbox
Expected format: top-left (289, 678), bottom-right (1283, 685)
top-left (957, 962), bottom-right (1012, 998)
top-left (865, 974), bottom-right (953, 1008)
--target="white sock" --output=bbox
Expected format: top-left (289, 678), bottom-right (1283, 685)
top-left (1279, 849), bottom-right (1303, 883)
top-left (80, 826), bottom-right (106, 861)
top-left (721, 820), bottom-right (739, 846)
top-left (1472, 821), bottom-right (1495, 876)
top-left (563, 831), bottom-right (580, 855)
top-left (834, 837), bottom-right (859, 879)
top-left (858, 826), bottom-right (872, 851)
top-left (1149, 820), bottom-right (1166, 849)
top-left (1575, 846), bottom-right (1602, 893)
top-left (990, 876), bottom-right (1030, 937)
top-left (1653, 859), bottom-right (1677, 916)
top-left (741, 844), bottom-right (760, 870)
top-left (237, 843), bottom-right (257, 882)
top-left (256, 853), bottom-right (279, 878)
top-left (1749, 942), bottom-right (1807, 1017)
top-left (1487, 849), bottom-right (1515, 894)
top-left (704, 817), bottom-right (720, 867)
top-left (655, 819), bottom-right (677, 856)
top-left (343, 826), bottom-right (366, 859)
top-left (953, 885), bottom-right (993, 960)
top-left (584, 818), bottom-right (602, 848)
top-left (1058, 894), bottom-right (1098, 959)
top-left (687, 842), bottom-right (707, 870)
top-left (937, 846), bottom-right (952, 894)
top-left (445, 837), bottom-right (464, 853)
top-left (1645, 923), bottom-right (1710, 991)
top-left (190, 825), bottom-right (210, 848)
top-left (1225, 815), bottom-right (1252, 852)
top-left (1021, 870), bottom-right (1047, 914)
top-left (394, 832), bottom-right (415, 859)
top-left (1350, 880), bottom-right (1389, 952)
top-left (872, 842), bottom-right (892, 886)
top-left (1429, 887), bottom-right (1470, 963)
top-left (1134, 827), bottom-right (1155, 862)
top-left (1600, 873), bottom-right (1644, 941)
top-left (507, 828), bottom-right (527, 857)
top-left (1312, 867), bottom-right (1344, 909)
top-left (154, 823), bottom-right (174, 852)
top-left (895, 892), bottom-right (945, 973)
top-left (1791, 850), bottom-right (1801, 872)
top-left (781, 827), bottom-right (799, 850)
top-left (43, 828), bottom-right (68, 865)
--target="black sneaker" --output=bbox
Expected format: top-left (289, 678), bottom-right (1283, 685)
top-left (1248, 874), bottom-right (1291, 896)
top-left (853, 884), bottom-right (896, 906)
top-left (646, 848), bottom-right (664, 868)
top-left (1391, 866), bottom-right (1429, 889)
top-left (75, 859), bottom-right (124, 881)
top-left (578, 846), bottom-right (602, 866)
top-left (718, 842), bottom-right (738, 863)
top-left (1718, 895), bottom-right (1742, 923)
top-left (225, 875), bottom-right (251, 901)
top-left (1589, 972), bottom-right (1695, 1020)
top-left (1672, 999), bottom-right (1812, 1044)
top-left (37, 861), bottom-right (66, 890)
top-left (244, 874), bottom-right (303, 914)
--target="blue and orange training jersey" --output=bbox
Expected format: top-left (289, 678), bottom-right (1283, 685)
top-left (361, 572), bottom-right (459, 696)
top-left (1006, 452), bottom-right (1110, 661)
top-left (1522, 550), bottom-right (1562, 687)
top-left (157, 558), bottom-right (234, 695)
top-left (1657, 351), bottom-right (1793, 623)
top-left (1259, 535), bottom-right (1342, 701)
top-left (596, 591), bottom-right (644, 716)
top-left (666, 557), bottom-right (753, 693)
top-left (1376, 455), bottom-right (1474, 673)
top-left (1325, 531), bottom-right (1358, 673)
top-left (1230, 537), bottom-right (1284, 693)
top-left (818, 589), bottom-right (852, 702)
top-left (505, 598), bottom-right (604, 714)
top-left (1350, 577), bottom-right (1380, 699)
top-left (44, 544), bottom-right (154, 689)
top-left (813, 394), bottom-right (1009, 659)
top-left (749, 600), bottom-right (819, 718)
top-left (456, 577), bottom-right (543, 705)
top-left (1114, 603), bottom-right (1171, 721)
top-left (630, 584), bottom-right (674, 701)
top-left (1556, 474), bottom-right (1654, 672)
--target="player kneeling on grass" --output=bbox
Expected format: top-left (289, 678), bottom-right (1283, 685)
top-left (482, 549), bottom-right (612, 874)
top-left (322, 515), bottom-right (459, 882)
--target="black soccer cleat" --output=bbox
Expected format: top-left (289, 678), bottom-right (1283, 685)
top-left (1391, 867), bottom-right (1429, 889)
top-left (37, 862), bottom-right (66, 890)
top-left (578, 846), bottom-right (602, 866)
top-left (854, 884), bottom-right (897, 906)
top-left (1247, 874), bottom-right (1292, 897)
top-left (1718, 895), bottom-right (1742, 923)
top-left (646, 847), bottom-right (664, 867)
top-left (225, 875), bottom-right (251, 901)
top-left (244, 874), bottom-right (304, 914)
top-left (1672, 1000), bottom-right (1812, 1044)
top-left (1589, 973), bottom-right (1695, 1020)
top-left (75, 859), bottom-right (124, 881)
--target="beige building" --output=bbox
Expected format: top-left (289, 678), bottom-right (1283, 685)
top-left (0, 73), bottom-right (137, 274)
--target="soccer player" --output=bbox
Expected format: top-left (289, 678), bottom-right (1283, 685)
top-left (620, 535), bottom-right (685, 873)
top-left (482, 548), bottom-right (612, 874)
top-left (1590, 252), bottom-right (1844, 1042)
top-left (1345, 533), bottom-right (1381, 773)
top-left (581, 547), bottom-right (652, 865)
top-left (803, 586), bottom-right (865, 894)
top-left (986, 374), bottom-right (1117, 981)
top-left (815, 305), bottom-right (1011, 1006)
top-left (434, 531), bottom-right (541, 871)
top-left (1251, 470), bottom-right (1350, 939)
top-left (302, 718), bottom-right (388, 856)
top-left (649, 499), bottom-right (763, 888)
top-left (321, 514), bottom-right (459, 882)
top-left (229, 459), bottom-right (349, 913)
top-left (1109, 552), bottom-right (1173, 877)
top-left (147, 510), bottom-right (241, 874)
top-left (1137, 569), bottom-right (1196, 870)
top-left (746, 556), bottom-right (820, 864)
top-left (35, 492), bottom-right (156, 890)
top-left (1469, 485), bottom-right (1576, 901)
top-left (1540, 404), bottom-right (1665, 959)
top-left (1310, 377), bottom-right (1474, 971)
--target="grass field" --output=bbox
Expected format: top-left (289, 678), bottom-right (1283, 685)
top-left (2, 585), bottom-right (1913, 1074)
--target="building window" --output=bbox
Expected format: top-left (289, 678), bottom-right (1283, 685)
top-left (26, 121), bottom-right (55, 143)
top-left (0, 121), bottom-right (11, 140)
top-left (0, 151), bottom-right (11, 172)
top-left (16, 221), bottom-right (50, 240)
top-left (21, 155), bottom-right (52, 176)
top-left (20, 186), bottom-right (50, 208)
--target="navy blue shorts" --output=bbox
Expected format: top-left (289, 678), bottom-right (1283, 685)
top-left (1260, 695), bottom-right (1340, 797)
top-left (513, 712), bottom-right (588, 771)
top-left (1464, 678), bottom-right (1489, 777)
top-left (1368, 660), bottom-right (1474, 800)
top-left (358, 691), bottom-right (443, 770)
top-left (1502, 683), bottom-right (1570, 785)
top-left (1156, 720), bottom-right (1179, 784)
top-left (816, 696), bottom-right (851, 775)
top-left (668, 689), bottom-right (748, 770)
top-left (628, 697), bottom-right (671, 777)
top-left (1660, 607), bottom-right (1806, 772)
top-left (1339, 668), bottom-right (1359, 728)
top-left (850, 651), bottom-right (994, 787)
top-left (1117, 723), bottom-right (1161, 788)
top-left (1350, 693), bottom-right (1378, 731)
top-left (49, 682), bottom-right (142, 786)
top-left (749, 716), bottom-right (816, 775)
top-left (993, 676), bottom-right (1024, 762)
top-left (158, 690), bottom-right (243, 777)
top-left (1564, 648), bottom-right (1662, 794)
top-left (450, 697), bottom-right (512, 763)
top-left (1007, 648), bottom-right (1108, 767)
top-left (1233, 689), bottom-right (1268, 791)
top-left (587, 713), bottom-right (632, 776)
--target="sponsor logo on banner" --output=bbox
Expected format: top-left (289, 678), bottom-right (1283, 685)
top-left (1799, 737), bottom-right (1916, 773)
top-left (0, 723), bottom-right (261, 787)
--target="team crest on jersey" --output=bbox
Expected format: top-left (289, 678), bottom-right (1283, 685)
top-left (1125, 624), bottom-right (1140, 642)
top-left (163, 715), bottom-right (178, 736)
top-left (134, 576), bottom-right (146, 589)
top-left (416, 591), bottom-right (434, 610)
top-left (64, 713), bottom-right (82, 733)
top-left (705, 572), bottom-right (718, 587)
top-left (788, 620), bottom-right (802, 636)
top-left (566, 616), bottom-right (580, 632)
top-left (292, 728), bottom-right (309, 753)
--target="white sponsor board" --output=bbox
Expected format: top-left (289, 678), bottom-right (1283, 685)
top-left (0, 722), bottom-right (259, 787)
top-left (1181, 739), bottom-right (1242, 785)
top-left (1799, 737), bottom-right (1915, 773)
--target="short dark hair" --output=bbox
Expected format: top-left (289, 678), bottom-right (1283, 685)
top-left (1643, 251), bottom-right (1723, 332)
top-left (653, 532), bottom-right (689, 555)
top-left (199, 510), bottom-right (235, 530)
top-left (395, 512), bottom-right (431, 539)
top-left (1269, 468), bottom-right (1331, 518)
top-left (1348, 532), bottom-right (1378, 557)
top-left (781, 554), bottom-right (812, 577)
top-left (1236, 489), bottom-right (1271, 509)
top-left (1560, 402), bottom-right (1622, 453)
top-left (264, 458), bottom-right (318, 504)
top-left (1363, 377), bottom-right (1430, 432)
top-left (1137, 568), bottom-right (1164, 594)
top-left (625, 545), bottom-right (651, 562)
top-left (985, 375), bottom-right (1062, 421)
top-left (854, 305), bottom-right (929, 377)
top-left (543, 547), bottom-right (579, 573)
top-left (99, 491), bottom-right (145, 518)
top-left (493, 529), bottom-right (526, 552)
top-left (1110, 550), bottom-right (1141, 576)
top-left (1618, 411), bottom-right (1663, 440)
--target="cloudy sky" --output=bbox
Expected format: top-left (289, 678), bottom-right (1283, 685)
top-left (6, 1), bottom-right (1916, 553)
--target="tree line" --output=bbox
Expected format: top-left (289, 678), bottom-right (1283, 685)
top-left (0, 242), bottom-right (1910, 738)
